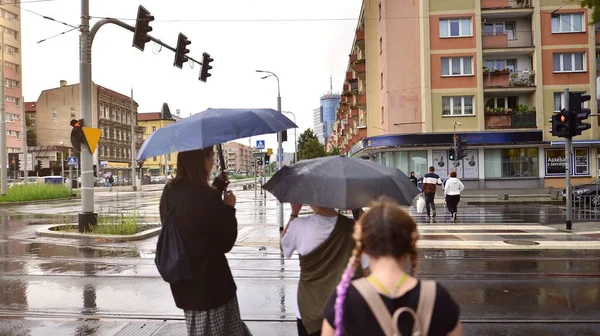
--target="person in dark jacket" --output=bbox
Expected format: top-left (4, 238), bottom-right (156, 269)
top-left (408, 171), bottom-right (418, 187)
top-left (159, 146), bottom-right (251, 336)
top-left (422, 166), bottom-right (442, 220)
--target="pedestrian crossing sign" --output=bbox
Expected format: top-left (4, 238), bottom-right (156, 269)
top-left (67, 156), bottom-right (78, 167)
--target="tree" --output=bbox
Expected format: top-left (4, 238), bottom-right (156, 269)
top-left (578, 1), bottom-right (600, 23)
top-left (297, 128), bottom-right (327, 160)
top-left (328, 146), bottom-right (341, 156)
top-left (26, 115), bottom-right (37, 146)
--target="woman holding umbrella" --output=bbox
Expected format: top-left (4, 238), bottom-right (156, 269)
top-left (159, 147), bottom-right (251, 336)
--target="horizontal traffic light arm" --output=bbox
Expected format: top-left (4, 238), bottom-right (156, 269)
top-left (89, 17), bottom-right (208, 69)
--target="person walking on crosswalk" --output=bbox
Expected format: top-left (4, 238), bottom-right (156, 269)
top-left (444, 171), bottom-right (465, 222)
top-left (422, 166), bottom-right (443, 220)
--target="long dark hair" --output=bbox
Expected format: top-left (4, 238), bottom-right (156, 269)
top-left (334, 198), bottom-right (418, 336)
top-left (172, 147), bottom-right (214, 186)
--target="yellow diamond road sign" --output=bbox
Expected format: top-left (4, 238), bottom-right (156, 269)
top-left (267, 148), bottom-right (273, 156)
top-left (82, 127), bottom-right (102, 154)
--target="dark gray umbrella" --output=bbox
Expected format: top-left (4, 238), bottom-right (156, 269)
top-left (262, 156), bottom-right (420, 209)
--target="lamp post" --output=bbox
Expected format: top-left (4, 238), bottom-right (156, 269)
top-left (256, 69), bottom-right (284, 232)
top-left (283, 111), bottom-right (297, 164)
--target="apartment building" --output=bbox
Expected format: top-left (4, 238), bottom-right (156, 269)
top-left (332, 0), bottom-right (599, 189)
top-left (137, 104), bottom-right (179, 176)
top-left (224, 142), bottom-right (254, 174)
top-left (31, 80), bottom-right (144, 179)
top-left (1, 4), bottom-right (23, 155)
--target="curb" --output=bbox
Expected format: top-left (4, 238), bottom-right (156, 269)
top-left (0, 196), bottom-right (80, 206)
top-left (466, 200), bottom-right (563, 205)
top-left (36, 224), bottom-right (161, 242)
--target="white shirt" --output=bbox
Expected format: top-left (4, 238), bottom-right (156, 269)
top-left (444, 177), bottom-right (465, 196)
top-left (281, 214), bottom-right (369, 319)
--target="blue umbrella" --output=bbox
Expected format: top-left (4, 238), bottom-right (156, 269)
top-left (137, 108), bottom-right (297, 160)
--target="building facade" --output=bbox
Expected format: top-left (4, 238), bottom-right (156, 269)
top-left (29, 81), bottom-right (143, 179)
top-left (2, 4), bottom-right (24, 155)
top-left (313, 107), bottom-right (325, 143)
top-left (225, 142), bottom-right (253, 174)
top-left (332, 0), bottom-right (600, 189)
top-left (137, 108), bottom-right (178, 176)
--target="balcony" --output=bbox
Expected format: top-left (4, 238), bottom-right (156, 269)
top-left (346, 71), bottom-right (354, 81)
top-left (352, 59), bottom-right (366, 81)
top-left (351, 107), bottom-right (359, 118)
top-left (349, 54), bottom-right (357, 64)
top-left (349, 79), bottom-right (359, 93)
top-left (355, 28), bottom-right (365, 51)
top-left (484, 108), bottom-right (536, 129)
top-left (483, 69), bottom-right (535, 91)
top-left (482, 31), bottom-right (533, 50)
top-left (356, 93), bottom-right (367, 106)
top-left (481, 0), bottom-right (533, 18)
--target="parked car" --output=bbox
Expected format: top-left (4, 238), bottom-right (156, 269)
top-left (562, 178), bottom-right (600, 206)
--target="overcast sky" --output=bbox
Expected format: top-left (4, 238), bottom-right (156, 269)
top-left (20, 0), bottom-right (362, 153)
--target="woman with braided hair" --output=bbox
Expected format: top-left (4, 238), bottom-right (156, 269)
top-left (321, 198), bottom-right (463, 336)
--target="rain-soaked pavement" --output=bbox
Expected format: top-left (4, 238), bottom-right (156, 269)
top-left (0, 185), bottom-right (599, 335)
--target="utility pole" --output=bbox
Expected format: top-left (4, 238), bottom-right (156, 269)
top-left (69, 149), bottom-right (73, 194)
top-left (130, 88), bottom-right (136, 191)
top-left (0, 32), bottom-right (6, 195)
top-left (22, 96), bottom-right (28, 183)
top-left (78, 0), bottom-right (96, 231)
top-left (564, 88), bottom-right (573, 230)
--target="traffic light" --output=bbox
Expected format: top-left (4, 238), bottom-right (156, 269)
top-left (264, 153), bottom-right (270, 165)
top-left (93, 164), bottom-right (97, 178)
top-left (448, 148), bottom-right (456, 161)
top-left (70, 119), bottom-right (87, 153)
top-left (569, 92), bottom-right (591, 137)
top-left (550, 110), bottom-right (570, 138)
top-left (282, 130), bottom-right (288, 142)
top-left (137, 160), bottom-right (144, 169)
top-left (174, 33), bottom-right (191, 69)
top-left (257, 159), bottom-right (263, 166)
top-left (36, 160), bottom-right (42, 171)
top-left (199, 52), bottom-right (213, 82)
top-left (132, 5), bottom-right (154, 51)
top-left (455, 137), bottom-right (467, 160)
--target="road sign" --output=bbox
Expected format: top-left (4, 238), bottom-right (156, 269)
top-left (18, 153), bottom-right (33, 171)
top-left (256, 140), bottom-right (265, 149)
top-left (82, 127), bottom-right (102, 154)
top-left (267, 148), bottom-right (273, 156)
top-left (67, 156), bottom-right (78, 167)
top-left (253, 152), bottom-right (264, 158)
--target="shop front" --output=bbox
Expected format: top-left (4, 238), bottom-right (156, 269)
top-left (349, 131), bottom-right (554, 190)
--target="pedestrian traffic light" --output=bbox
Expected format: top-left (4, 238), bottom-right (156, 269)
top-left (551, 110), bottom-right (570, 138)
top-left (132, 5), bottom-right (154, 51)
top-left (569, 92), bottom-right (591, 137)
top-left (70, 119), bottom-right (87, 153)
top-left (93, 164), bottom-right (97, 178)
top-left (199, 52), bottom-right (213, 82)
top-left (264, 153), bottom-right (270, 165)
top-left (137, 160), bottom-right (144, 169)
top-left (174, 33), bottom-right (191, 69)
top-left (36, 160), bottom-right (42, 171)
top-left (448, 148), bottom-right (456, 161)
top-left (282, 130), bottom-right (287, 142)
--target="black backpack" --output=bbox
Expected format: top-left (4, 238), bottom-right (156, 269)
top-left (155, 189), bottom-right (193, 284)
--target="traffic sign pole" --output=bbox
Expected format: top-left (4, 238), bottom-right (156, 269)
top-left (564, 88), bottom-right (572, 230)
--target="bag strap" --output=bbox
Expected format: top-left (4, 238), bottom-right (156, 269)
top-left (416, 280), bottom-right (436, 336)
top-left (352, 278), bottom-right (394, 336)
top-left (162, 187), bottom-right (177, 223)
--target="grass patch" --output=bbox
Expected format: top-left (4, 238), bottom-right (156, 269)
top-left (0, 184), bottom-right (72, 203)
top-left (56, 211), bottom-right (156, 235)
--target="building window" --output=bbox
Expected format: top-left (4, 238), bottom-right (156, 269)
top-left (70, 107), bottom-right (76, 118)
top-left (51, 108), bottom-right (57, 119)
top-left (379, 37), bottom-right (383, 54)
top-left (485, 59), bottom-right (516, 71)
top-left (483, 22), bottom-right (515, 40)
top-left (5, 79), bottom-right (18, 88)
top-left (553, 91), bottom-right (586, 112)
top-left (553, 52), bottom-right (585, 72)
top-left (16, 131), bottom-right (19, 139)
top-left (484, 148), bottom-right (539, 178)
top-left (441, 56), bottom-right (473, 76)
top-left (380, 72), bottom-right (383, 88)
top-left (551, 13), bottom-right (584, 33)
top-left (485, 96), bottom-right (518, 110)
top-left (442, 96), bottom-right (474, 116)
top-left (5, 61), bottom-right (18, 72)
top-left (378, 2), bottom-right (381, 21)
top-left (439, 18), bottom-right (472, 38)
top-left (378, 150), bottom-right (428, 178)
top-left (152, 126), bottom-right (156, 132)
top-left (153, 156), bottom-right (157, 162)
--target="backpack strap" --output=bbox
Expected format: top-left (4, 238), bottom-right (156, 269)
top-left (352, 278), bottom-right (394, 336)
top-left (416, 280), bottom-right (436, 336)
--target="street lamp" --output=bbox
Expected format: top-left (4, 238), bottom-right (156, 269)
top-left (453, 121), bottom-right (462, 134)
top-left (282, 111), bottom-right (297, 164)
top-left (256, 69), bottom-right (284, 232)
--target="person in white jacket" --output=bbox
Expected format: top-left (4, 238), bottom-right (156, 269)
top-left (444, 171), bottom-right (465, 222)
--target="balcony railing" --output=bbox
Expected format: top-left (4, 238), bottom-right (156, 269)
top-left (483, 69), bottom-right (535, 88)
top-left (482, 31), bottom-right (533, 49)
top-left (482, 0), bottom-right (532, 10)
top-left (484, 111), bottom-right (536, 129)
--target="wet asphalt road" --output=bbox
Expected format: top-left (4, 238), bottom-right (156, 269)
top-left (0, 188), bottom-right (598, 335)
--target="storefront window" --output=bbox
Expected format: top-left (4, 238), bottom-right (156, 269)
top-left (484, 148), bottom-right (538, 178)
top-left (379, 150), bottom-right (427, 177)
top-left (545, 148), bottom-right (589, 176)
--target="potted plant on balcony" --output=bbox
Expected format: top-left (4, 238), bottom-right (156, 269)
top-left (342, 91), bottom-right (352, 97)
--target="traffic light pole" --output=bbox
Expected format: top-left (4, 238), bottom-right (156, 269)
top-left (564, 88), bottom-right (573, 230)
top-left (0, 32), bottom-right (7, 196)
top-left (130, 88), bottom-right (136, 192)
top-left (79, 0), bottom-right (96, 232)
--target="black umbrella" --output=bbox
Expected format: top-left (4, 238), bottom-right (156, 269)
top-left (262, 156), bottom-right (420, 209)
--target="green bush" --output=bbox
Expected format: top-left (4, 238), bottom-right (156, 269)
top-left (59, 211), bottom-right (141, 235)
top-left (0, 184), bottom-right (71, 203)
